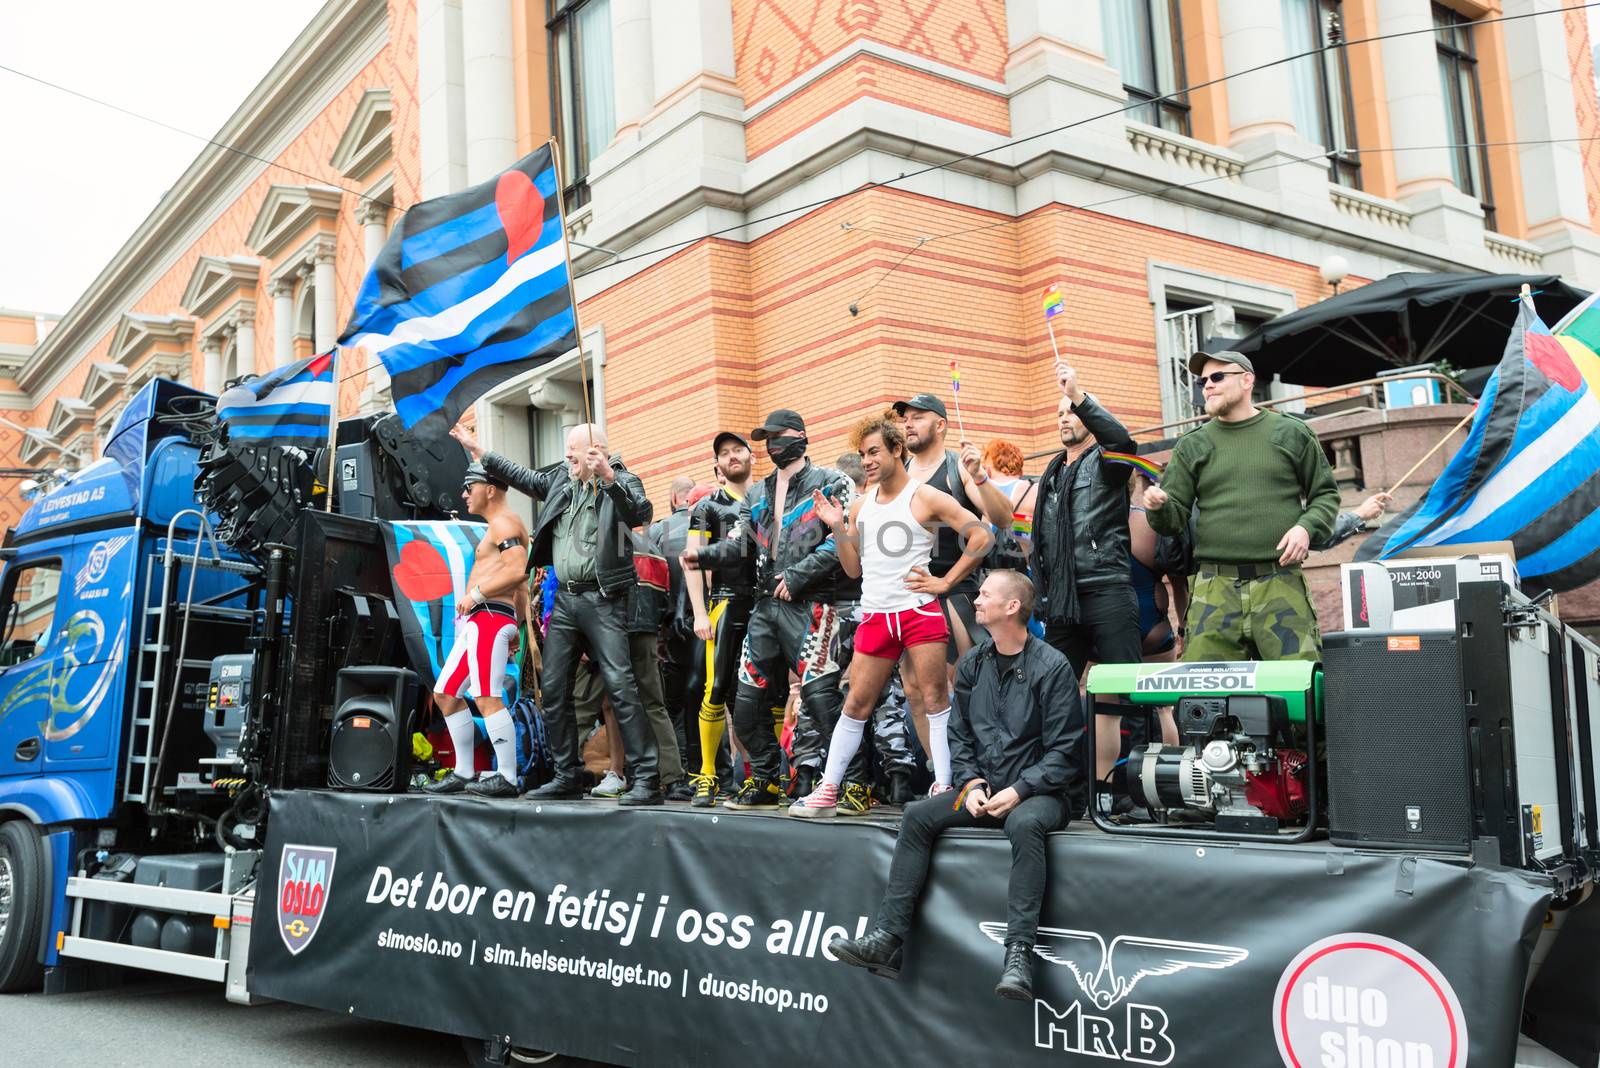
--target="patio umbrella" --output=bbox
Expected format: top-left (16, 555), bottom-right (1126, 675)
top-left (1221, 272), bottom-right (1588, 387)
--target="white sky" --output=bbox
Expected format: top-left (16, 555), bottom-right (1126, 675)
top-left (0, 1), bottom-right (326, 317)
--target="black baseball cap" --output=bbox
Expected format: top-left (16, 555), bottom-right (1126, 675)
top-left (1188, 350), bottom-right (1255, 375)
top-left (750, 409), bottom-right (806, 441)
top-left (893, 393), bottom-right (948, 419)
top-left (712, 430), bottom-right (749, 455)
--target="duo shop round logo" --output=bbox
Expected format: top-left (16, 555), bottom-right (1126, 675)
top-left (1274, 934), bottom-right (1467, 1068)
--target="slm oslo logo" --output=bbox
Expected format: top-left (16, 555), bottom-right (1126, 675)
top-left (279, 844), bottom-right (338, 956)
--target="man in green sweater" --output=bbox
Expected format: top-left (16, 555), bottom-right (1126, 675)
top-left (1143, 351), bottom-right (1340, 662)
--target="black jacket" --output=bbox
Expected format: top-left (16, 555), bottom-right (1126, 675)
top-left (483, 451), bottom-right (654, 597)
top-left (1033, 393), bottom-right (1136, 623)
top-left (648, 507), bottom-right (693, 632)
top-left (949, 635), bottom-right (1088, 810)
top-left (697, 458), bottom-right (850, 603)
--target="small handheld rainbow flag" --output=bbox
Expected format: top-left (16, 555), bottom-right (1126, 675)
top-left (1102, 450), bottom-right (1164, 482)
top-left (1042, 286), bottom-right (1065, 319)
top-left (948, 360), bottom-right (967, 437)
top-left (1010, 513), bottom-right (1033, 538)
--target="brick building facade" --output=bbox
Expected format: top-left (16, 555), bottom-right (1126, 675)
top-left (6, 0), bottom-right (1600, 528)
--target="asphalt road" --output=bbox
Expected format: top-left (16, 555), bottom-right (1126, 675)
top-left (0, 974), bottom-right (468, 1067)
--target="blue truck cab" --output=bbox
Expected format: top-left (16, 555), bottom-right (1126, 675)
top-left (0, 380), bottom-right (259, 993)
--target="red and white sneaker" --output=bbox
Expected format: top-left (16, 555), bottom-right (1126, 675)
top-left (788, 781), bottom-right (839, 819)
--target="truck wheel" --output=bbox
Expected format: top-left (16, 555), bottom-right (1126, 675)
top-left (0, 820), bottom-right (45, 993)
top-left (459, 1036), bottom-right (587, 1067)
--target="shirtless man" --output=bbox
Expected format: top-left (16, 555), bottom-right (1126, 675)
top-left (423, 462), bottom-right (529, 798)
top-left (792, 411), bottom-right (991, 818)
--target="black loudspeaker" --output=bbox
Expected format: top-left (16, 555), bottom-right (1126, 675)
top-left (1324, 629), bottom-right (1474, 852)
top-left (328, 666), bottom-right (420, 792)
top-left (1323, 580), bottom-right (1578, 870)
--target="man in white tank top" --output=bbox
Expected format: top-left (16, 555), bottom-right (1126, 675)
top-left (792, 413), bottom-right (991, 818)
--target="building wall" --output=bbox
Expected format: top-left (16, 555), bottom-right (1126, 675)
top-left (0, 0), bottom-right (419, 512)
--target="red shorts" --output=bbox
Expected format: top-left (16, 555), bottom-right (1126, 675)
top-left (435, 607), bottom-right (518, 700)
top-left (854, 601), bottom-right (949, 660)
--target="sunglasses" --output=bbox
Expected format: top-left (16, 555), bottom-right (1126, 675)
top-left (1199, 370), bottom-right (1247, 385)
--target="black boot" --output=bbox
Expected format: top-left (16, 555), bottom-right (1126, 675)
top-left (790, 765), bottom-right (819, 801)
top-left (885, 770), bottom-right (914, 806)
top-left (995, 941), bottom-right (1034, 1001)
top-left (828, 928), bottom-right (903, 980)
top-left (526, 774), bottom-right (585, 800)
top-left (618, 780), bottom-right (665, 806)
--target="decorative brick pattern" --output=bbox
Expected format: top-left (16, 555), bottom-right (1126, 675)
top-left (732, 0), bottom-right (1009, 107)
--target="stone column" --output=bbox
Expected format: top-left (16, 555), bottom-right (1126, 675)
top-left (1003, 0), bottom-right (1126, 165)
top-left (1215, 0), bottom-right (1329, 212)
top-left (271, 279), bottom-right (295, 366)
top-left (1006, 0), bottom-right (1104, 60)
top-left (461, 0), bottom-right (518, 183)
top-left (649, 0), bottom-right (733, 101)
top-left (1378, 0), bottom-right (1483, 245)
top-left (313, 251), bottom-right (338, 355)
top-left (358, 200), bottom-right (389, 270)
top-left (418, 0), bottom-right (468, 196)
top-left (1500, 0), bottom-right (1600, 282)
top-left (1216, 0), bottom-right (1295, 142)
top-left (611, 0), bottom-right (655, 136)
top-left (201, 336), bottom-right (224, 393)
top-left (233, 309), bottom-right (257, 377)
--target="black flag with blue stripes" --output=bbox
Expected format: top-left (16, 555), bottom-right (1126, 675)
top-left (340, 144), bottom-right (575, 440)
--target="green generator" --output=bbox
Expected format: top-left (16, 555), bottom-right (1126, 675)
top-left (1084, 660), bottom-right (1323, 841)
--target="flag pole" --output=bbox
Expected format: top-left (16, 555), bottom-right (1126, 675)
top-left (325, 349), bottom-right (340, 512)
top-left (547, 138), bottom-right (595, 450)
top-left (1384, 406), bottom-right (1475, 498)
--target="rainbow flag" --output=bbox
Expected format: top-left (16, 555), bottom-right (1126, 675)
top-left (949, 360), bottom-right (961, 393)
top-left (1010, 513), bottom-right (1033, 537)
top-left (1042, 286), bottom-right (1064, 319)
top-left (1102, 450), bottom-right (1163, 482)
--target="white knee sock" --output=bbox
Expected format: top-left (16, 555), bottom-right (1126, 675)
top-left (443, 709), bottom-right (477, 778)
top-left (483, 708), bottom-right (517, 783)
top-left (928, 707), bottom-right (952, 787)
top-left (821, 715), bottom-right (867, 788)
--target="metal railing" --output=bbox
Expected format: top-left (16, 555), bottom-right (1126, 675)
top-left (1022, 372), bottom-right (1471, 464)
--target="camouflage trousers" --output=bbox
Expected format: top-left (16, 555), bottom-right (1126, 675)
top-left (1183, 564), bottom-right (1321, 662)
top-left (791, 609), bottom-right (917, 776)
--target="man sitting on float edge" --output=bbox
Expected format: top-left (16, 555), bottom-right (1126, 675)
top-left (828, 570), bottom-right (1087, 1001)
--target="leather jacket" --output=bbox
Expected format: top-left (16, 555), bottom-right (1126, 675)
top-left (697, 458), bottom-right (851, 603)
top-left (1032, 393), bottom-right (1135, 624)
top-left (949, 635), bottom-right (1088, 811)
top-left (483, 451), bottom-right (654, 598)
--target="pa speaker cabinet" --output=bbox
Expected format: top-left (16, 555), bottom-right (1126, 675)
top-left (1323, 580), bottom-right (1573, 867)
top-left (327, 666), bottom-right (420, 792)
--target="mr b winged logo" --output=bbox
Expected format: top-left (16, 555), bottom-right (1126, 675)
top-left (980, 922), bottom-right (1248, 1064)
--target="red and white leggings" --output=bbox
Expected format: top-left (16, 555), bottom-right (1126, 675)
top-left (435, 608), bottom-right (518, 700)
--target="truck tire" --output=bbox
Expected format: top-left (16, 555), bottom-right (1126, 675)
top-left (0, 820), bottom-right (45, 993)
top-left (459, 1035), bottom-right (590, 1067)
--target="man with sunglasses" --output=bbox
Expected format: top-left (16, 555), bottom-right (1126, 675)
top-left (1144, 351), bottom-right (1340, 662)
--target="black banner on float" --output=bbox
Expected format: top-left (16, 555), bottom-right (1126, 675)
top-left (251, 791), bottom-right (1550, 1067)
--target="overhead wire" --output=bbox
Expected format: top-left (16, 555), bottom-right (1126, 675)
top-left (2, 2), bottom-right (1594, 261)
top-left (563, 0), bottom-right (1600, 279)
top-left (844, 134), bottom-right (1600, 307)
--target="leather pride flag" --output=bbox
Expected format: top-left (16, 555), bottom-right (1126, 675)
top-left (1358, 294), bottom-right (1600, 590)
top-left (341, 143), bottom-right (575, 440)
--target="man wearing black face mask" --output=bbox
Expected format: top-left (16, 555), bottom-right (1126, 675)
top-left (681, 410), bottom-right (872, 813)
